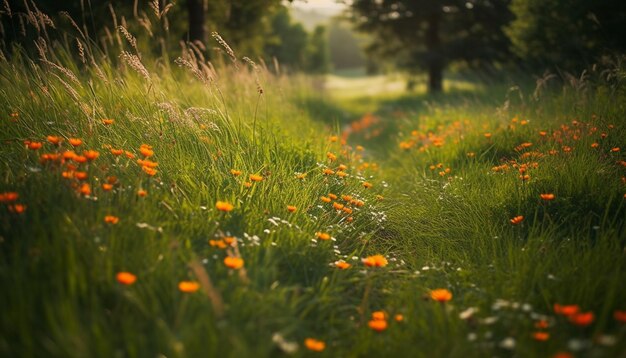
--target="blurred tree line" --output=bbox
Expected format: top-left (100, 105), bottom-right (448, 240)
top-left (351, 0), bottom-right (626, 92)
top-left (2, 0), bottom-right (625, 90)
top-left (0, 0), bottom-right (329, 73)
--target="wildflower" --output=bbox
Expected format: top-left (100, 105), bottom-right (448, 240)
top-left (137, 189), bottom-right (148, 197)
top-left (569, 312), bottom-right (594, 326)
top-left (139, 144), bottom-right (154, 157)
top-left (223, 237), bottom-right (236, 245)
top-left (329, 135), bottom-right (338, 142)
top-left (332, 202), bottom-right (344, 210)
top-left (328, 193), bottom-right (338, 200)
top-left (535, 320), bottom-right (549, 329)
top-left (74, 171), bottom-right (88, 180)
top-left (540, 193), bottom-right (555, 201)
top-left (178, 281), bottom-right (200, 293)
top-left (362, 255), bottom-right (388, 267)
top-left (338, 164), bottom-right (347, 171)
top-left (83, 150), bottom-right (99, 161)
top-left (102, 183), bottom-right (113, 191)
top-left (363, 182), bottom-right (373, 189)
top-left (230, 169), bottom-right (241, 176)
top-left (8, 204), bottom-right (26, 214)
top-left (104, 215), bottom-right (119, 224)
top-left (554, 304), bottom-right (579, 316)
top-left (532, 332), bottom-right (550, 341)
top-left (371, 311), bottom-right (386, 321)
top-left (224, 256), bottom-right (244, 269)
top-left (69, 138), bottom-right (82, 147)
top-left (376, 195), bottom-right (384, 200)
top-left (323, 168), bottom-right (334, 175)
top-left (356, 145), bottom-right (364, 151)
top-left (142, 166), bottom-right (157, 176)
top-left (304, 338), bottom-right (325, 352)
top-left (334, 260), bottom-right (351, 269)
top-left (27, 142), bottom-right (42, 150)
top-left (102, 119), bottom-right (114, 125)
top-left (368, 319), bottom-right (388, 332)
top-left (209, 240), bottom-right (228, 249)
top-left (611, 147), bottom-right (620, 152)
top-left (116, 272), bottom-right (136, 285)
top-left (108, 148), bottom-right (122, 156)
top-left (124, 151), bottom-right (135, 159)
top-left (137, 159), bottom-right (158, 168)
top-left (591, 142), bottom-right (599, 148)
top-left (510, 216), bottom-right (524, 225)
top-left (244, 182), bottom-right (252, 188)
top-left (395, 314), bottom-right (404, 322)
top-left (336, 171), bottom-right (347, 178)
top-left (430, 288), bottom-right (453, 302)
top-left (79, 183), bottom-right (91, 196)
top-left (316, 232), bottom-right (331, 241)
top-left (327, 152), bottom-right (337, 161)
top-left (106, 176), bottom-right (118, 184)
top-left (484, 133), bottom-right (492, 139)
top-left (216, 201), bottom-right (234, 212)
top-left (0, 192), bottom-right (19, 202)
top-left (320, 196), bottom-right (331, 203)
top-left (47, 135), bottom-right (62, 145)
top-left (296, 173), bottom-right (307, 179)
top-left (613, 310), bottom-right (626, 323)
top-left (249, 174), bottom-right (263, 182)
top-left (287, 205), bottom-right (297, 213)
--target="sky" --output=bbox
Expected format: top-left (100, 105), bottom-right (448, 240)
top-left (289, 0), bottom-right (350, 16)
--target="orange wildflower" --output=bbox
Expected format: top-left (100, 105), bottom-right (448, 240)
top-left (102, 183), bottom-right (113, 191)
top-left (139, 144), bottom-right (154, 157)
top-left (69, 138), bottom-right (82, 147)
top-left (368, 319), bottom-right (388, 332)
top-left (540, 193), bottom-right (555, 201)
top-left (320, 196), bottom-right (331, 203)
top-left (102, 119), bottom-right (114, 125)
top-left (332, 202), bottom-right (344, 210)
top-left (430, 288), bottom-right (453, 302)
top-left (79, 183), bottom-right (91, 196)
top-left (328, 193), bottom-right (338, 200)
top-left (116, 272), bottom-right (137, 285)
top-left (613, 310), bottom-right (626, 323)
top-left (554, 304), bottom-right (579, 316)
top-left (532, 332), bottom-right (550, 341)
top-left (611, 147), bottom-right (620, 152)
top-left (249, 174), bottom-right (263, 182)
top-left (110, 148), bottom-right (124, 156)
top-left (209, 240), bottom-right (228, 249)
top-left (73, 155), bottom-right (88, 164)
top-left (8, 204), bottom-right (26, 214)
top-left (104, 215), bottom-right (119, 224)
top-left (304, 338), bottom-right (325, 352)
top-left (510, 216), bottom-right (524, 225)
top-left (334, 260), bottom-right (351, 269)
top-left (216, 201), bottom-right (234, 212)
top-left (84, 150), bottom-right (99, 160)
top-left (47, 135), bottom-right (62, 145)
top-left (74, 171), bottom-right (88, 180)
top-left (362, 255), bottom-right (388, 267)
top-left (244, 182), bottom-right (252, 188)
top-left (137, 189), bottom-right (148, 197)
top-left (336, 171), bottom-right (348, 178)
top-left (591, 142), bottom-right (599, 148)
top-left (338, 164), bottom-right (348, 171)
top-left (394, 314), bottom-right (404, 322)
top-left (316, 232), bottom-right (331, 241)
top-left (178, 281), bottom-right (200, 293)
top-left (62, 150), bottom-right (77, 160)
top-left (287, 205), bottom-right (297, 213)
top-left (137, 159), bottom-right (158, 168)
top-left (535, 320), bottom-right (549, 329)
top-left (484, 133), bottom-right (492, 139)
top-left (124, 151), bottom-right (135, 159)
top-left (142, 166), bottom-right (157, 176)
top-left (322, 168), bottom-right (335, 175)
top-left (230, 169), bottom-right (241, 176)
top-left (0, 192), bottom-right (19, 202)
top-left (371, 311), bottom-right (386, 321)
top-left (224, 256), bottom-right (244, 269)
top-left (27, 142), bottom-right (42, 150)
top-left (106, 176), bottom-right (118, 184)
top-left (363, 182), bottom-right (373, 189)
top-left (569, 312), bottom-right (594, 326)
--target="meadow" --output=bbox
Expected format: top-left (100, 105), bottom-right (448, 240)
top-left (1, 7), bottom-right (626, 358)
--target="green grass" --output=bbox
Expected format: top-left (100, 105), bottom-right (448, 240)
top-left (1, 9), bottom-right (626, 358)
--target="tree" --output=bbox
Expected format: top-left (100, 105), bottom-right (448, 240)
top-left (350, 0), bottom-right (512, 93)
top-left (506, 0), bottom-right (626, 72)
top-left (304, 25), bottom-right (331, 74)
top-left (186, 0), bottom-right (206, 44)
top-left (264, 6), bottom-right (309, 70)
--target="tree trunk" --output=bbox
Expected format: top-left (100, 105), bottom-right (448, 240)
top-left (426, 14), bottom-right (443, 93)
top-left (187, 0), bottom-right (205, 44)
